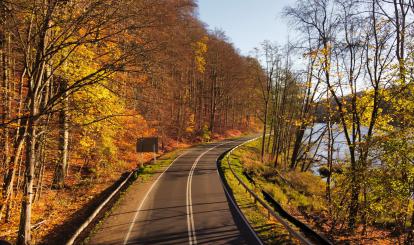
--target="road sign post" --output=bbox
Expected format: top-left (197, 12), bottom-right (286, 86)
top-left (136, 137), bottom-right (159, 166)
top-left (153, 144), bottom-right (156, 165)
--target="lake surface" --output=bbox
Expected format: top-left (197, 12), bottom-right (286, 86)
top-left (304, 123), bottom-right (370, 167)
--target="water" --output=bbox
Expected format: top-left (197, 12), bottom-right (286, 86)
top-left (303, 123), bottom-right (371, 173)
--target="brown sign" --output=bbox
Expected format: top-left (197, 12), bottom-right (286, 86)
top-left (136, 137), bottom-right (158, 153)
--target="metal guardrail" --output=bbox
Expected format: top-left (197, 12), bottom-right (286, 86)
top-left (66, 154), bottom-right (166, 244)
top-left (225, 139), bottom-right (333, 245)
top-left (261, 189), bottom-right (332, 245)
top-left (66, 171), bottom-right (135, 245)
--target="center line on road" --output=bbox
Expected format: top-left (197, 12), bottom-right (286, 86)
top-left (186, 141), bottom-right (234, 245)
top-left (123, 152), bottom-right (187, 245)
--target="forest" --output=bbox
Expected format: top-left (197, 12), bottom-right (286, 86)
top-left (250, 0), bottom-right (414, 243)
top-left (2, 0), bottom-right (414, 244)
top-left (0, 0), bottom-right (263, 244)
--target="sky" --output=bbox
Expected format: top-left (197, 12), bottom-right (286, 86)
top-left (197, 0), bottom-right (296, 56)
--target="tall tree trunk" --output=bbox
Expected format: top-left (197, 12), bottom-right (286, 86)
top-left (17, 100), bottom-right (37, 245)
top-left (1, 2), bottom-right (10, 180)
top-left (2, 67), bottom-right (27, 221)
top-left (53, 80), bottom-right (69, 188)
top-left (261, 100), bottom-right (268, 162)
top-left (348, 148), bottom-right (359, 231)
top-left (267, 113), bottom-right (274, 153)
top-left (0, 4), bottom-right (12, 222)
top-left (209, 72), bottom-right (216, 132)
top-left (1, 126), bottom-right (26, 222)
top-left (326, 93), bottom-right (333, 203)
top-left (290, 127), bottom-right (305, 169)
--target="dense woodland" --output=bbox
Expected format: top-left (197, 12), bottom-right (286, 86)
top-left (254, 0), bottom-right (414, 243)
top-left (2, 0), bottom-right (414, 244)
top-left (0, 0), bottom-right (263, 244)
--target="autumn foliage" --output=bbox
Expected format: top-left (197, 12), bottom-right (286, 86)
top-left (0, 1), bottom-right (262, 244)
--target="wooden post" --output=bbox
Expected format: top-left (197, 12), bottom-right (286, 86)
top-left (153, 144), bottom-right (157, 165)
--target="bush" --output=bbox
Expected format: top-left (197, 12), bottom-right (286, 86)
top-left (318, 166), bottom-right (330, 178)
top-left (261, 166), bottom-right (278, 182)
top-left (285, 171), bottom-right (325, 196)
top-left (201, 125), bottom-right (211, 142)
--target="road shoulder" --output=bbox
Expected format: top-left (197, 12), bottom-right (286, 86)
top-left (86, 150), bottom-right (185, 245)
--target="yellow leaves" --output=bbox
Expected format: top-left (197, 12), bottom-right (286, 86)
top-left (185, 114), bottom-right (196, 133)
top-left (336, 88), bottom-right (395, 135)
top-left (72, 81), bottom-right (125, 162)
top-left (304, 45), bottom-right (333, 73)
top-left (192, 36), bottom-right (209, 74)
top-left (292, 119), bottom-right (303, 127)
top-left (320, 45), bottom-right (332, 56)
top-left (196, 36), bottom-right (209, 53)
top-left (100, 41), bottom-right (123, 63)
top-left (388, 83), bottom-right (414, 124)
top-left (305, 46), bottom-right (331, 58)
top-left (79, 136), bottom-right (95, 149)
top-left (56, 44), bottom-right (98, 84)
top-left (195, 56), bottom-right (206, 73)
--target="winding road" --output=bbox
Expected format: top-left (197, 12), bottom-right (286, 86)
top-left (88, 138), bottom-right (261, 245)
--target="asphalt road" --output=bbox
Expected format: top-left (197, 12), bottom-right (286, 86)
top-left (89, 138), bottom-right (261, 245)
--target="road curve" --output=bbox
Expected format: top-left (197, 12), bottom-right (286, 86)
top-left (88, 138), bottom-right (261, 245)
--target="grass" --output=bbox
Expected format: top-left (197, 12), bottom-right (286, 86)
top-left (220, 151), bottom-right (298, 244)
top-left (218, 137), bottom-right (334, 244)
top-left (223, 137), bottom-right (407, 245)
top-left (233, 139), bottom-right (327, 217)
top-left (135, 149), bottom-right (183, 182)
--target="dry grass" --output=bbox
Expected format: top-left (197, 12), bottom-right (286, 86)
top-left (229, 138), bottom-right (401, 245)
top-left (220, 153), bottom-right (298, 244)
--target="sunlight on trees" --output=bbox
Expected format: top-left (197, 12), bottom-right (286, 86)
top-left (0, 1), bottom-right (262, 244)
top-left (251, 0), bottom-right (414, 243)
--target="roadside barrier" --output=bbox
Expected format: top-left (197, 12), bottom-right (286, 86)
top-left (66, 171), bottom-right (135, 245)
top-left (224, 138), bottom-right (332, 245)
top-left (66, 156), bottom-right (163, 244)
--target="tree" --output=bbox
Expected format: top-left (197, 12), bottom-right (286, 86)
top-left (8, 1), bottom-right (128, 243)
top-left (285, 0), bottom-right (414, 236)
top-left (0, 1), bottom-right (264, 243)
top-left (254, 41), bottom-right (280, 161)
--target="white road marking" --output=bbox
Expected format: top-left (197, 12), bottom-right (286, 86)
top-left (123, 152), bottom-right (187, 245)
top-left (186, 141), bottom-right (235, 245)
top-left (122, 140), bottom-right (241, 245)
